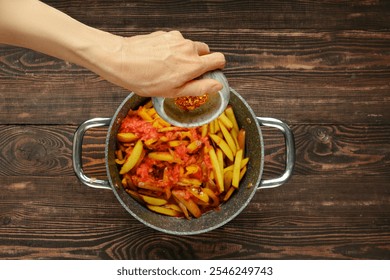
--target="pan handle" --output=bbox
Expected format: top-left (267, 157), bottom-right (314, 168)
top-left (256, 117), bottom-right (295, 189)
top-left (73, 118), bottom-right (112, 190)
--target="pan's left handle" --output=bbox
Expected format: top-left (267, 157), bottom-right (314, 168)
top-left (73, 118), bottom-right (112, 190)
top-left (256, 117), bottom-right (295, 189)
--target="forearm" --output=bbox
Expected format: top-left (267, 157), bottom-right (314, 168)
top-left (0, 0), bottom-right (121, 74)
top-left (0, 0), bottom-right (225, 97)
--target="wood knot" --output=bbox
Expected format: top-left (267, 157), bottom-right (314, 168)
top-left (14, 138), bottom-right (47, 164)
top-left (2, 216), bottom-right (12, 226)
top-left (310, 126), bottom-right (334, 156)
top-left (313, 127), bottom-right (332, 143)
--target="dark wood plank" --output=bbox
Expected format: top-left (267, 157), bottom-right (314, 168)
top-left (44, 0), bottom-right (390, 31)
top-left (0, 125), bottom-right (76, 177)
top-left (0, 175), bottom-right (388, 259)
top-left (1, 29), bottom-right (389, 124)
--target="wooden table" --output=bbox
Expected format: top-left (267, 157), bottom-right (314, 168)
top-left (1, 0), bottom-right (389, 260)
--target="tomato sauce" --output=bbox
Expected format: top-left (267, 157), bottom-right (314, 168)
top-left (120, 114), bottom-right (159, 141)
top-left (119, 106), bottom-right (213, 191)
top-left (115, 103), bottom-right (245, 220)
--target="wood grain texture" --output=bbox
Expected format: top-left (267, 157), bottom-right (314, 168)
top-left (1, 29), bottom-right (389, 124)
top-left (0, 175), bottom-right (388, 259)
top-left (44, 0), bottom-right (390, 30)
top-left (0, 0), bottom-right (389, 260)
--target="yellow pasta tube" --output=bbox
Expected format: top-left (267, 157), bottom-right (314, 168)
top-left (230, 128), bottom-right (239, 149)
top-left (214, 118), bottom-right (220, 133)
top-left (144, 138), bottom-right (157, 147)
top-left (241, 157), bottom-right (249, 168)
top-left (216, 148), bottom-right (225, 195)
top-left (185, 164), bottom-right (200, 175)
top-left (178, 178), bottom-right (202, 186)
top-left (240, 165), bottom-right (247, 180)
top-left (168, 140), bottom-right (189, 147)
top-left (158, 126), bottom-right (180, 132)
top-left (219, 120), bottom-right (237, 156)
top-left (232, 149), bottom-right (243, 188)
top-left (152, 119), bottom-right (163, 129)
top-left (224, 170), bottom-right (233, 189)
top-left (138, 182), bottom-right (163, 192)
top-left (209, 120), bottom-right (215, 134)
top-left (147, 205), bottom-right (181, 217)
top-left (165, 204), bottom-right (183, 213)
top-left (224, 164), bottom-right (234, 173)
top-left (201, 124), bottom-right (208, 138)
top-left (119, 139), bottom-right (143, 174)
top-left (209, 134), bottom-right (234, 162)
top-left (175, 199), bottom-right (190, 219)
top-left (180, 131), bottom-right (192, 140)
top-left (217, 148), bottom-right (224, 171)
top-left (140, 195), bottom-right (168, 206)
top-left (218, 112), bottom-right (234, 130)
top-left (117, 132), bottom-right (138, 143)
top-left (208, 147), bottom-right (224, 192)
top-left (187, 140), bottom-right (202, 153)
top-left (202, 187), bottom-right (220, 207)
top-left (146, 108), bottom-right (157, 117)
top-left (225, 105), bottom-right (239, 132)
top-left (138, 107), bottom-right (153, 122)
top-left (157, 117), bottom-right (171, 127)
top-left (237, 128), bottom-right (246, 153)
top-left (147, 152), bottom-right (175, 162)
top-left (115, 158), bottom-right (126, 165)
top-left (172, 190), bottom-right (202, 218)
top-left (224, 157), bottom-right (249, 174)
top-left (223, 186), bottom-right (235, 202)
top-left (125, 189), bottom-right (143, 204)
top-left (188, 187), bottom-right (209, 203)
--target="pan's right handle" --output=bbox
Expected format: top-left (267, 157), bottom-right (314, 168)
top-left (73, 117), bottom-right (112, 190)
top-left (256, 117), bottom-right (295, 189)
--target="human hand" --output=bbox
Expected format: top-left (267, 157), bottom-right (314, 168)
top-left (97, 31), bottom-right (226, 98)
top-left (0, 0), bottom-right (225, 98)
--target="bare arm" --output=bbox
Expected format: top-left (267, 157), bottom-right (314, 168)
top-left (0, 0), bottom-right (225, 97)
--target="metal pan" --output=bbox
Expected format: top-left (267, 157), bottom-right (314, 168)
top-left (73, 88), bottom-right (295, 235)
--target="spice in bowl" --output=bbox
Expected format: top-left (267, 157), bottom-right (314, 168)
top-left (174, 94), bottom-right (209, 111)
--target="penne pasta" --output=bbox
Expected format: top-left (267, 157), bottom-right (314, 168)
top-left (225, 105), bottom-right (239, 132)
top-left (115, 102), bottom-right (249, 219)
top-left (218, 119), bottom-right (237, 155)
top-left (209, 134), bottom-right (234, 162)
top-left (232, 149), bottom-right (243, 188)
top-left (119, 139), bottom-right (143, 174)
top-left (237, 128), bottom-right (246, 153)
top-left (117, 132), bottom-right (138, 143)
top-left (147, 205), bottom-right (182, 217)
top-left (218, 112), bottom-right (234, 130)
top-left (208, 147), bottom-right (224, 193)
top-left (140, 194), bottom-right (168, 206)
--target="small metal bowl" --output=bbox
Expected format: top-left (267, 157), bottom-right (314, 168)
top-left (152, 70), bottom-right (230, 127)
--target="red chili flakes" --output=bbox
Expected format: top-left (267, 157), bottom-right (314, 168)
top-left (174, 94), bottom-right (208, 111)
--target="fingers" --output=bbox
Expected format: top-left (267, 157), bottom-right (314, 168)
top-left (175, 78), bottom-right (223, 97)
top-left (150, 30), bottom-right (182, 36)
top-left (194, 41), bottom-right (210, 55)
top-left (200, 52), bottom-right (226, 72)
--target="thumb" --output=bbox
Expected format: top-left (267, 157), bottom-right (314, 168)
top-left (175, 79), bottom-right (223, 97)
